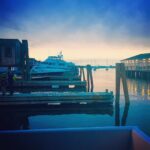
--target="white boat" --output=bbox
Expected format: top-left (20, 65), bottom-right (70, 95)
top-left (30, 53), bottom-right (78, 77)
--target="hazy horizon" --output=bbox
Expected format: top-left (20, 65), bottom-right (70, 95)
top-left (0, 0), bottom-right (150, 61)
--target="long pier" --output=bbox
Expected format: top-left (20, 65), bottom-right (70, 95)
top-left (121, 53), bottom-right (150, 81)
top-left (0, 92), bottom-right (114, 106)
top-left (13, 80), bottom-right (86, 92)
top-left (77, 65), bottom-right (115, 70)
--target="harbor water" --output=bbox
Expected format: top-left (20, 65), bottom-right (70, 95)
top-left (0, 69), bottom-right (150, 136)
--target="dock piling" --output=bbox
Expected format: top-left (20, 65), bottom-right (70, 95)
top-left (115, 63), bottom-right (130, 104)
top-left (82, 68), bottom-right (86, 81)
top-left (86, 65), bottom-right (94, 92)
top-left (115, 64), bottom-right (121, 103)
top-left (89, 66), bottom-right (94, 92)
top-left (86, 65), bottom-right (90, 92)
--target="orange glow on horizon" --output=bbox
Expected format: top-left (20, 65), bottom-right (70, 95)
top-left (29, 41), bottom-right (149, 61)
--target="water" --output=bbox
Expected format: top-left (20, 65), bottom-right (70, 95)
top-left (0, 69), bottom-right (150, 136)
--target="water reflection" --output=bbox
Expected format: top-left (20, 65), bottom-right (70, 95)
top-left (115, 103), bottom-right (120, 126)
top-left (93, 69), bottom-right (150, 100)
top-left (121, 103), bottom-right (130, 126)
top-left (127, 79), bottom-right (150, 100)
top-left (0, 104), bottom-right (113, 130)
top-left (0, 110), bottom-right (30, 130)
top-left (115, 102), bottom-right (130, 126)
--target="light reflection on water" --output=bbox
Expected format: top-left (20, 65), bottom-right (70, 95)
top-left (0, 69), bottom-right (150, 136)
top-left (127, 79), bottom-right (150, 100)
top-left (93, 69), bottom-right (150, 100)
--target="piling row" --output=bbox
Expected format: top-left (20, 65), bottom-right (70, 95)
top-left (126, 71), bottom-right (150, 81)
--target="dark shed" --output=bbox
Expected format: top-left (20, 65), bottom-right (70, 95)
top-left (0, 39), bottom-right (22, 66)
top-left (0, 39), bottom-right (30, 80)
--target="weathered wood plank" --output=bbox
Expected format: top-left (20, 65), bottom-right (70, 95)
top-left (14, 80), bottom-right (86, 86)
top-left (31, 75), bottom-right (80, 81)
top-left (0, 92), bottom-right (114, 106)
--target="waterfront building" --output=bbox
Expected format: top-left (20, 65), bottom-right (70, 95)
top-left (0, 39), bottom-right (30, 80)
top-left (121, 53), bottom-right (150, 80)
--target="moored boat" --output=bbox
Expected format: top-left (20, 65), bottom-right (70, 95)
top-left (30, 53), bottom-right (78, 77)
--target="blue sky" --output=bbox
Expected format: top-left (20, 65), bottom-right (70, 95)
top-left (0, 0), bottom-right (150, 60)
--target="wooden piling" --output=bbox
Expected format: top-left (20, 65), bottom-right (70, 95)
top-left (86, 65), bottom-right (94, 92)
top-left (21, 40), bottom-right (30, 81)
top-left (115, 63), bottom-right (130, 104)
top-left (82, 68), bottom-right (86, 81)
top-left (86, 65), bottom-right (90, 92)
top-left (115, 64), bottom-right (121, 104)
top-left (89, 66), bottom-right (94, 92)
top-left (120, 63), bottom-right (129, 103)
top-left (121, 103), bottom-right (130, 126)
top-left (79, 67), bottom-right (82, 79)
top-left (115, 102), bottom-right (120, 126)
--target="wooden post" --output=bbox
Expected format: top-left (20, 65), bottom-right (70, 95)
top-left (121, 103), bottom-right (130, 126)
top-left (86, 65), bottom-right (90, 92)
top-left (78, 67), bottom-right (81, 81)
top-left (22, 40), bottom-right (30, 81)
top-left (120, 63), bottom-right (129, 103)
top-left (115, 102), bottom-right (120, 126)
top-left (80, 68), bottom-right (85, 81)
top-left (79, 67), bottom-right (82, 80)
top-left (115, 63), bottom-right (121, 104)
top-left (89, 66), bottom-right (94, 92)
top-left (115, 63), bottom-right (130, 104)
top-left (82, 68), bottom-right (85, 81)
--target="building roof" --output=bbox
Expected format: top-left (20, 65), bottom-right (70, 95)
top-left (0, 39), bottom-right (21, 45)
top-left (122, 53), bottom-right (150, 61)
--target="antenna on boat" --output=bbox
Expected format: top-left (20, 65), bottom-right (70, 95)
top-left (59, 51), bottom-right (63, 60)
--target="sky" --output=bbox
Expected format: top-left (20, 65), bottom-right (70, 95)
top-left (0, 0), bottom-right (150, 62)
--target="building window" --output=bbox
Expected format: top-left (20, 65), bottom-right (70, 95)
top-left (5, 47), bottom-right (12, 58)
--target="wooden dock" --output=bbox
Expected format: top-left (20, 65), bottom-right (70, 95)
top-left (31, 75), bottom-right (81, 81)
top-left (121, 53), bottom-right (150, 81)
top-left (0, 92), bottom-right (114, 106)
top-left (13, 80), bottom-right (86, 92)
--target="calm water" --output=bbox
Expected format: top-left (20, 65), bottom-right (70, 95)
top-left (0, 69), bottom-right (150, 136)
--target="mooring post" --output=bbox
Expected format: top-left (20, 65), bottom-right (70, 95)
top-left (120, 63), bottom-right (130, 103)
top-left (115, 63), bottom-right (121, 126)
top-left (115, 63), bottom-right (130, 104)
top-left (82, 68), bottom-right (86, 81)
top-left (89, 66), bottom-right (94, 92)
top-left (115, 63), bottom-right (121, 104)
top-left (78, 67), bottom-right (81, 81)
top-left (121, 103), bottom-right (130, 126)
top-left (22, 40), bottom-right (30, 81)
top-left (80, 67), bottom-right (82, 80)
top-left (86, 65), bottom-right (90, 92)
top-left (115, 102), bottom-right (120, 126)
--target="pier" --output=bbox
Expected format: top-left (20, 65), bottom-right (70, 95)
top-left (13, 80), bottom-right (86, 92)
top-left (0, 91), bottom-right (114, 106)
top-left (121, 53), bottom-right (150, 81)
top-left (0, 39), bottom-right (131, 109)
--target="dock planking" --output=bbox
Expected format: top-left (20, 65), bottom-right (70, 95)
top-left (0, 92), bottom-right (114, 106)
top-left (14, 80), bottom-right (86, 86)
top-left (12, 80), bottom-right (86, 92)
top-left (31, 75), bottom-right (81, 81)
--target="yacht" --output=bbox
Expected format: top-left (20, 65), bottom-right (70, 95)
top-left (30, 53), bottom-right (78, 77)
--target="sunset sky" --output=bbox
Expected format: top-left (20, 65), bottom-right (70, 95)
top-left (0, 0), bottom-right (150, 62)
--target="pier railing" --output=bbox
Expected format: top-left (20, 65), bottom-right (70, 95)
top-left (122, 59), bottom-right (150, 72)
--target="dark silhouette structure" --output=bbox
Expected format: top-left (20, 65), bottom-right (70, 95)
top-left (121, 53), bottom-right (150, 81)
top-left (0, 39), bottom-right (30, 80)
